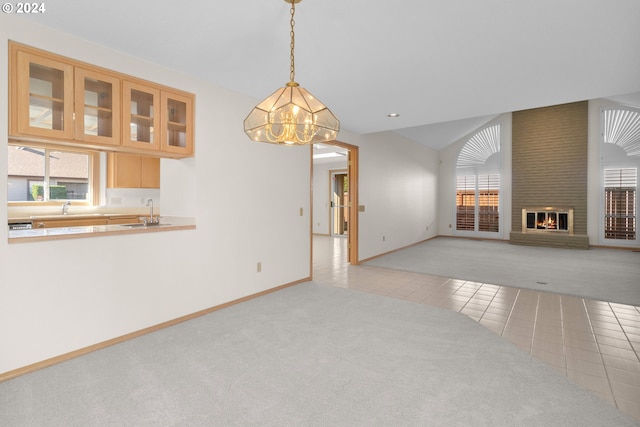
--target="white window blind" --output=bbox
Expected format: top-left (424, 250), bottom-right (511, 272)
top-left (456, 175), bottom-right (475, 231)
top-left (603, 108), bottom-right (640, 157)
top-left (604, 168), bottom-right (637, 240)
top-left (478, 174), bottom-right (500, 232)
top-left (456, 124), bottom-right (501, 167)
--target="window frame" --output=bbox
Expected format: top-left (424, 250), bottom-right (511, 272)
top-left (456, 172), bottom-right (501, 233)
top-left (454, 122), bottom-right (503, 237)
top-left (602, 166), bottom-right (637, 243)
top-left (599, 105), bottom-right (640, 246)
top-left (7, 142), bottom-right (100, 207)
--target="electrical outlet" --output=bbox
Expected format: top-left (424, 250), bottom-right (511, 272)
top-left (111, 197), bottom-right (122, 205)
top-left (257, 262), bottom-right (262, 273)
top-left (382, 235), bottom-right (386, 242)
top-left (299, 207), bottom-right (304, 216)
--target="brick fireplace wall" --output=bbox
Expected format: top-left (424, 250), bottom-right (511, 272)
top-left (510, 101), bottom-right (590, 249)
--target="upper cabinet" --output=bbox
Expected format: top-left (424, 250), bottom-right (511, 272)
top-left (9, 42), bottom-right (194, 158)
top-left (75, 67), bottom-right (121, 146)
top-left (12, 48), bottom-right (75, 139)
top-left (161, 90), bottom-right (194, 156)
top-left (122, 80), bottom-right (160, 151)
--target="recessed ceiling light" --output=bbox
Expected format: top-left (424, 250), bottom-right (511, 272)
top-left (387, 113), bottom-right (400, 118)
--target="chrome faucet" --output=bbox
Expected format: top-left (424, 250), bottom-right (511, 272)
top-left (145, 198), bottom-right (159, 225)
top-left (62, 201), bottom-right (71, 215)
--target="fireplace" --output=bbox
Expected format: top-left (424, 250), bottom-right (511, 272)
top-left (511, 207), bottom-right (586, 248)
top-left (522, 208), bottom-right (573, 234)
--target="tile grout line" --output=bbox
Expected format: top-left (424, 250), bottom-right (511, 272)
top-left (480, 284), bottom-right (508, 335)
top-left (608, 304), bottom-right (640, 364)
top-left (582, 298), bottom-right (619, 410)
top-left (501, 288), bottom-right (522, 339)
top-left (530, 292), bottom-right (542, 354)
top-left (559, 295), bottom-right (568, 376)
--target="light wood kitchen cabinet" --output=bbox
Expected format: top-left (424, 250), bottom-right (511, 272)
top-left (74, 67), bottom-right (121, 146)
top-left (107, 153), bottom-right (160, 188)
top-left (122, 80), bottom-right (161, 151)
top-left (9, 42), bottom-right (195, 158)
top-left (10, 44), bottom-right (75, 140)
top-left (161, 90), bottom-right (194, 156)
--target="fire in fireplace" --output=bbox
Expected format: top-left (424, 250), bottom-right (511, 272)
top-left (522, 208), bottom-right (573, 233)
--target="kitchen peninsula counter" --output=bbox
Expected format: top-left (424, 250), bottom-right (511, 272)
top-left (8, 216), bottom-right (195, 243)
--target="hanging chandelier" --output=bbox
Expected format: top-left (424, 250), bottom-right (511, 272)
top-left (243, 0), bottom-right (340, 146)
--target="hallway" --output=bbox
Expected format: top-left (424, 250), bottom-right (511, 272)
top-left (312, 235), bottom-right (640, 422)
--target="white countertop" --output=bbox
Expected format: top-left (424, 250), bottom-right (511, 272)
top-left (8, 216), bottom-right (196, 243)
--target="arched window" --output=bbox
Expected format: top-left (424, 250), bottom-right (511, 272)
top-left (601, 107), bottom-right (640, 243)
top-left (455, 124), bottom-right (502, 233)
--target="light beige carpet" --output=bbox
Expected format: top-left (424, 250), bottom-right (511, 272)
top-left (1, 283), bottom-right (636, 426)
top-left (365, 237), bottom-right (640, 305)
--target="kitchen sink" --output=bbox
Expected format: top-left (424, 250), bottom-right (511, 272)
top-left (120, 222), bottom-right (169, 228)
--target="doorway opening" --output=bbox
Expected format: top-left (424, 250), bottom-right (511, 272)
top-left (311, 141), bottom-right (359, 266)
top-left (331, 170), bottom-right (348, 237)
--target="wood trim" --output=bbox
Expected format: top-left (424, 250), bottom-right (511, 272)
top-left (309, 145), bottom-right (314, 279)
top-left (7, 142), bottom-right (100, 206)
top-left (0, 277), bottom-right (310, 383)
top-left (90, 150), bottom-right (100, 205)
top-left (348, 144), bottom-right (359, 264)
top-left (323, 140), bottom-right (360, 265)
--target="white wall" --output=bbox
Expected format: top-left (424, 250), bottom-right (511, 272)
top-left (0, 16), bottom-right (311, 373)
top-left (0, 16), bottom-right (442, 374)
top-left (347, 131), bottom-right (439, 261)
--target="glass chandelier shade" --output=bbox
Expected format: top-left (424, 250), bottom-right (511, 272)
top-left (243, 0), bottom-right (339, 146)
top-left (244, 82), bottom-right (340, 145)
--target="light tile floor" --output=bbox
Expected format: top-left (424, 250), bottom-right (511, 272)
top-left (312, 236), bottom-right (640, 422)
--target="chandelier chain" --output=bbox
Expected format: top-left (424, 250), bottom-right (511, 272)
top-left (289, 1), bottom-right (296, 83)
top-left (242, 0), bottom-right (339, 145)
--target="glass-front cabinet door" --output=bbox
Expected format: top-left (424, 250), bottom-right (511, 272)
top-left (122, 80), bottom-right (160, 151)
top-left (13, 50), bottom-right (74, 139)
top-left (74, 68), bottom-right (120, 146)
top-left (160, 90), bottom-right (194, 156)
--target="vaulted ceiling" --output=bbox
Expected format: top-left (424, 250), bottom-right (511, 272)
top-left (15, 0), bottom-right (640, 149)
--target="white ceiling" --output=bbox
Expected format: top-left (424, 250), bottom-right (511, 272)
top-left (16, 0), bottom-right (640, 150)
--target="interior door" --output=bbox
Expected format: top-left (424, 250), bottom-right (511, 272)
top-left (331, 171), bottom-right (348, 237)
